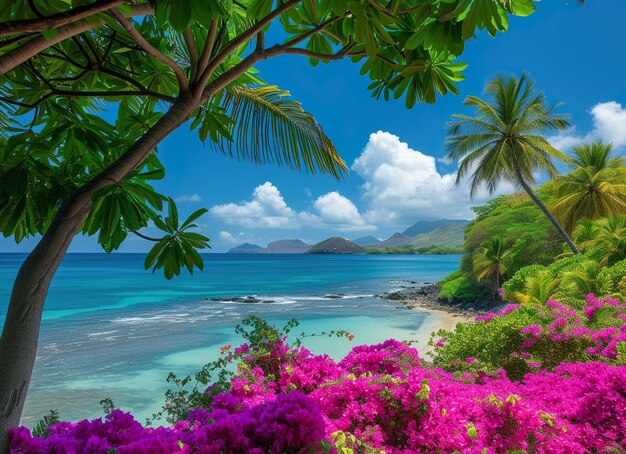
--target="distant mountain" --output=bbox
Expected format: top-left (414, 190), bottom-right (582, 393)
top-left (402, 219), bottom-right (469, 237)
top-left (265, 239), bottom-right (310, 253)
top-left (407, 224), bottom-right (466, 248)
top-left (306, 237), bottom-right (365, 254)
top-left (375, 232), bottom-right (411, 248)
top-left (227, 243), bottom-right (264, 253)
top-left (352, 235), bottom-right (381, 247)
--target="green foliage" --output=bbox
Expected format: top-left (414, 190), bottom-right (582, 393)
top-left (472, 236), bottom-right (509, 290)
top-left (446, 73), bottom-right (569, 197)
top-left (438, 271), bottom-right (488, 301)
top-left (508, 271), bottom-right (558, 305)
top-left (0, 0), bottom-right (540, 280)
top-left (31, 410), bottom-right (59, 439)
top-left (503, 253), bottom-right (625, 306)
top-left (431, 306), bottom-right (542, 380)
top-left (558, 260), bottom-right (613, 299)
top-left (144, 200), bottom-right (210, 279)
top-left (550, 141), bottom-right (626, 233)
top-left (365, 245), bottom-right (463, 255)
top-left (430, 304), bottom-right (602, 381)
top-left (502, 265), bottom-right (549, 297)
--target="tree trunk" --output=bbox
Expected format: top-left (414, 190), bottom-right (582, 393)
top-left (517, 174), bottom-right (580, 255)
top-left (0, 97), bottom-right (195, 452)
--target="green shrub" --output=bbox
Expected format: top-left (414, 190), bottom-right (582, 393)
top-left (605, 259), bottom-right (626, 288)
top-left (438, 273), bottom-right (488, 301)
top-left (546, 254), bottom-right (594, 274)
top-left (558, 259), bottom-right (613, 299)
top-left (431, 305), bottom-right (543, 380)
top-left (502, 265), bottom-right (550, 296)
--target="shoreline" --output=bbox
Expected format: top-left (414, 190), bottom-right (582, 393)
top-left (377, 284), bottom-right (509, 352)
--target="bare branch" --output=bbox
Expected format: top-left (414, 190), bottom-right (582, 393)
top-left (183, 28), bottom-right (198, 81)
top-left (131, 230), bottom-right (161, 242)
top-left (110, 10), bottom-right (188, 90)
top-left (0, 3), bottom-right (152, 74)
top-left (197, 20), bottom-right (217, 78)
top-left (0, 0), bottom-right (128, 38)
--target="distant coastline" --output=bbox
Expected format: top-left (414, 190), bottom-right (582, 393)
top-left (227, 219), bottom-right (468, 254)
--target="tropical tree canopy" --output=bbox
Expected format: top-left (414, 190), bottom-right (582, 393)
top-left (445, 73), bottom-right (579, 254)
top-left (551, 142), bottom-right (626, 233)
top-left (0, 0), bottom-right (537, 276)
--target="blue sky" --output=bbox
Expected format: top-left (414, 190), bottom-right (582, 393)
top-left (2, 0), bottom-right (626, 253)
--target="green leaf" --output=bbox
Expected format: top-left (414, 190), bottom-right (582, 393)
top-left (169, 0), bottom-right (192, 31)
top-left (181, 208), bottom-right (208, 230)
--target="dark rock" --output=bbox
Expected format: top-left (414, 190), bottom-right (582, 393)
top-left (323, 293), bottom-right (345, 299)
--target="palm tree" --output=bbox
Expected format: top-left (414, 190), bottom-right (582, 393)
top-left (473, 236), bottom-right (510, 294)
top-left (446, 73), bottom-right (579, 254)
top-left (550, 142), bottom-right (626, 233)
top-left (587, 216), bottom-right (626, 267)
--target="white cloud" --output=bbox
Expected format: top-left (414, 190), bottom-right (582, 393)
top-left (218, 231), bottom-right (238, 244)
top-left (209, 182), bottom-right (375, 232)
top-left (313, 192), bottom-right (375, 232)
top-left (548, 101), bottom-right (626, 151)
top-left (175, 194), bottom-right (203, 203)
top-left (352, 131), bottom-right (509, 225)
top-left (591, 101), bottom-right (626, 149)
top-left (209, 182), bottom-right (301, 228)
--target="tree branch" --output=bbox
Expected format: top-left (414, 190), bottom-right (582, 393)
top-left (196, 20), bottom-right (217, 78)
top-left (131, 230), bottom-right (161, 242)
top-left (194, 0), bottom-right (301, 96)
top-left (0, 0), bottom-right (128, 38)
top-left (109, 10), bottom-right (188, 91)
top-left (0, 88), bottom-right (175, 108)
top-left (275, 42), bottom-right (356, 61)
top-left (0, 3), bottom-right (152, 74)
top-left (183, 28), bottom-right (198, 82)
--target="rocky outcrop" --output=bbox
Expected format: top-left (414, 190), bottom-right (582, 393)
top-left (377, 284), bottom-right (506, 315)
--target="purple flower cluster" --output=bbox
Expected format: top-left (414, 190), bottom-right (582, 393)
top-left (516, 295), bottom-right (626, 361)
top-left (11, 296), bottom-right (626, 453)
top-left (11, 392), bottom-right (324, 454)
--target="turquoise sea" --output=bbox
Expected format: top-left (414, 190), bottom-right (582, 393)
top-left (0, 253), bottom-right (460, 425)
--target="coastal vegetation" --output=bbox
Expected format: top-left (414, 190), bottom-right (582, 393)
top-left (366, 245), bottom-right (463, 255)
top-left (0, 0), bottom-right (536, 446)
top-left (1, 0), bottom-right (622, 452)
top-left (12, 296), bottom-right (626, 452)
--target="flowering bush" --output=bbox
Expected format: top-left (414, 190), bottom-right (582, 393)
top-left (11, 301), bottom-right (626, 453)
top-left (431, 294), bottom-right (626, 379)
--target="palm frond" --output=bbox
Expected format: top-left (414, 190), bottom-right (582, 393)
top-left (210, 85), bottom-right (348, 179)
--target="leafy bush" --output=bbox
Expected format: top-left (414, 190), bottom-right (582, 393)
top-left (438, 271), bottom-right (488, 301)
top-left (606, 259), bottom-right (626, 289)
top-left (431, 295), bottom-right (626, 381)
top-left (503, 264), bottom-right (550, 296)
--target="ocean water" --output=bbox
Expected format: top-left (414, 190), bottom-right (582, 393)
top-left (0, 253), bottom-right (460, 425)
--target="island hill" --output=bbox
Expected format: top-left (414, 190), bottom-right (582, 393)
top-left (227, 219), bottom-right (469, 254)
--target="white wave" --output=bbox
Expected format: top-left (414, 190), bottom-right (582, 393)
top-left (88, 330), bottom-right (119, 337)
